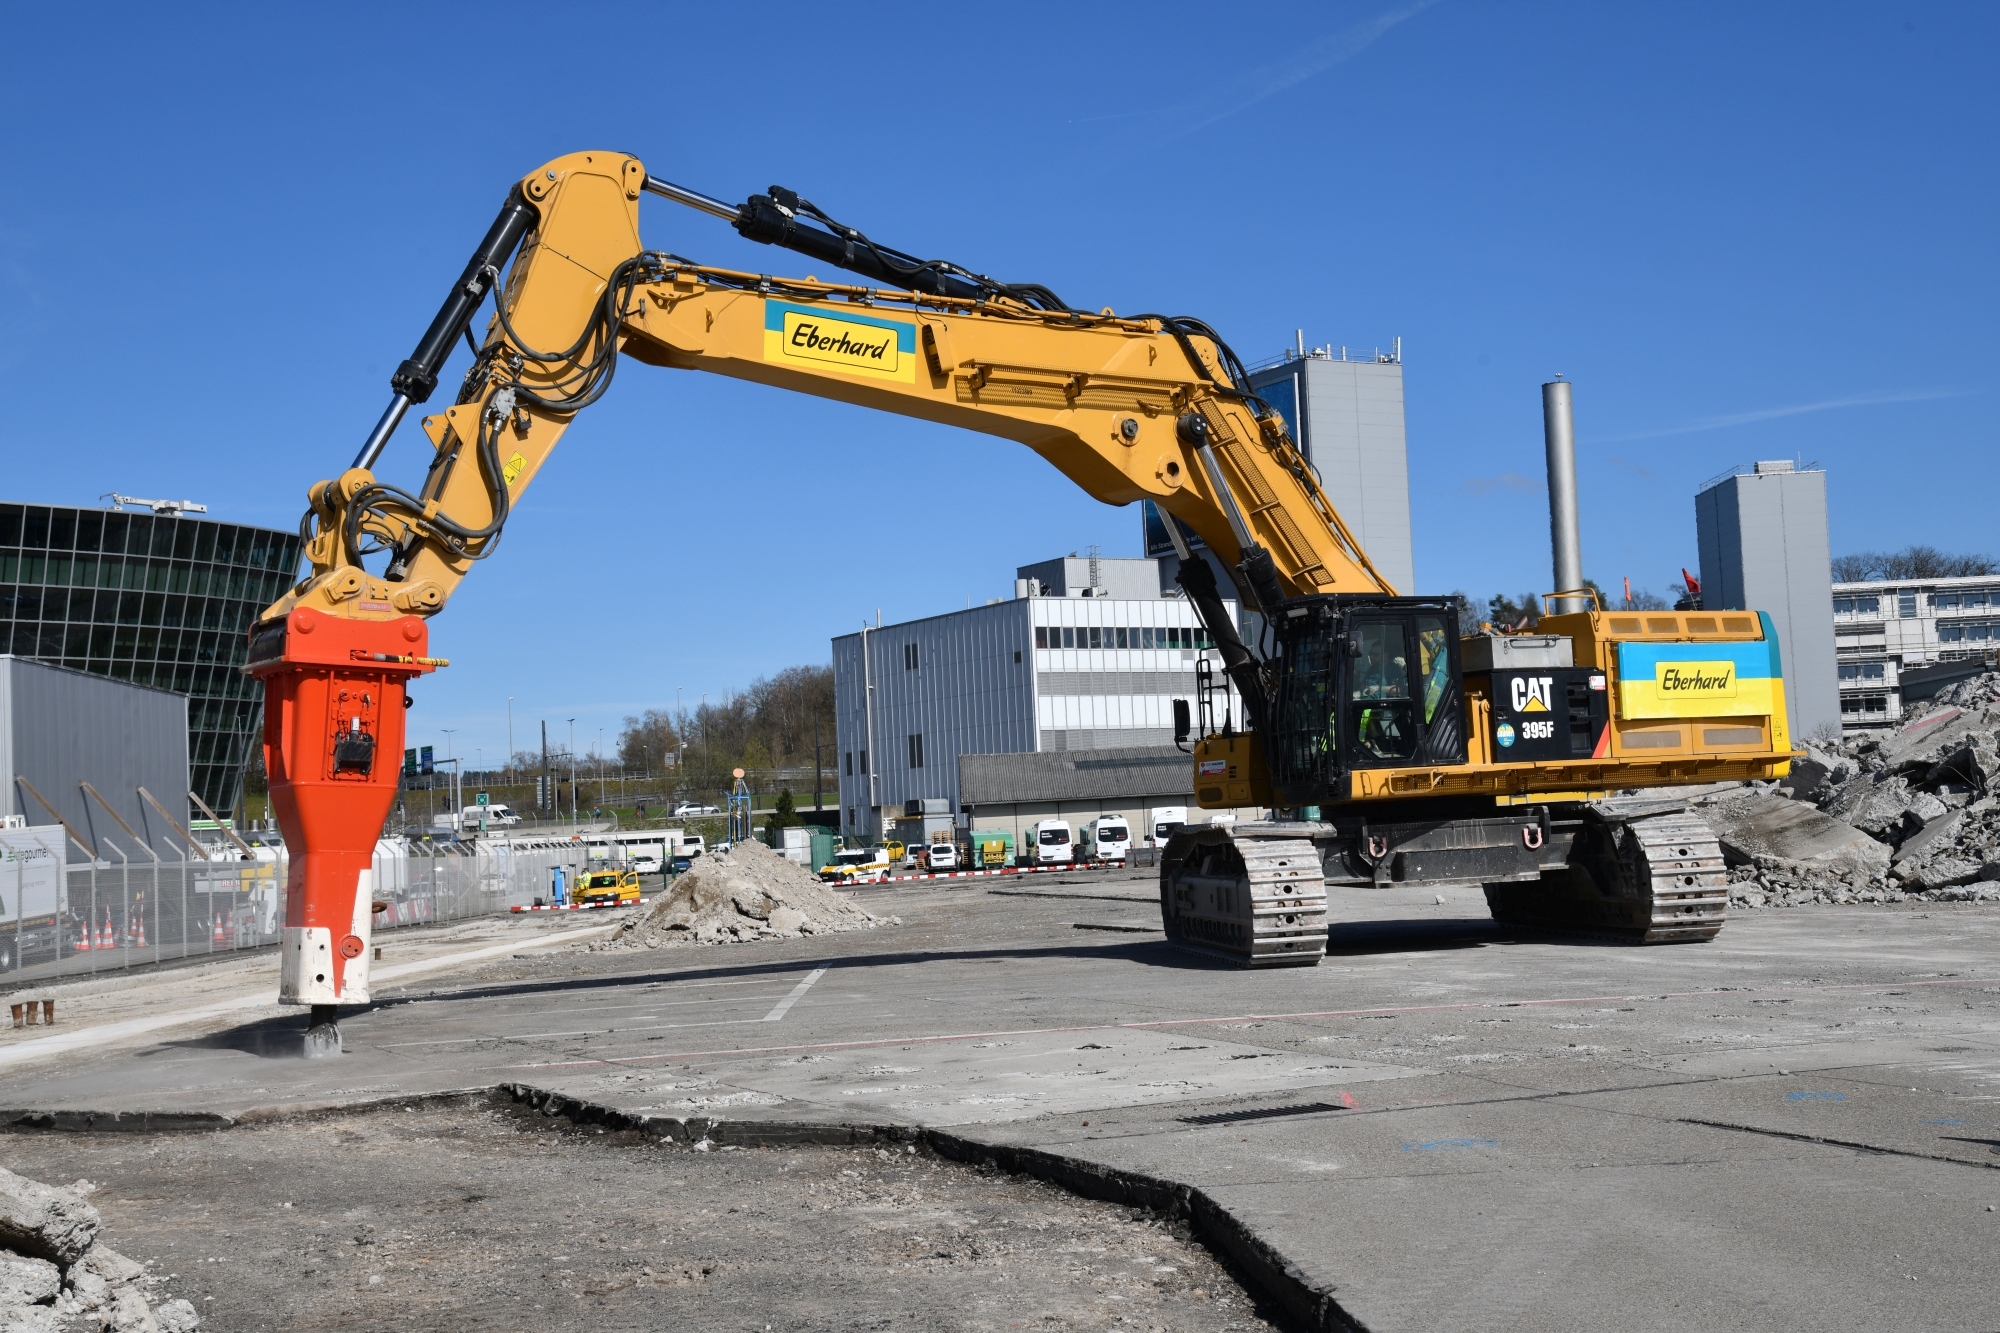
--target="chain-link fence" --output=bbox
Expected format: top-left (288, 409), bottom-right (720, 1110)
top-left (0, 828), bottom-right (585, 985)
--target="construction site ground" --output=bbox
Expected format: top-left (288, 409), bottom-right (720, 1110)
top-left (1, 865), bottom-right (1997, 1332)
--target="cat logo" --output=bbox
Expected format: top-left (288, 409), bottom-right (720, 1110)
top-left (1509, 675), bottom-right (1554, 713)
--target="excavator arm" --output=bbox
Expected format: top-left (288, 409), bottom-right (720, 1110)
top-left (252, 150), bottom-right (1393, 1024)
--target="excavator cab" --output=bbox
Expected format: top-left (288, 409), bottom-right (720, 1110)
top-left (1262, 595), bottom-right (1468, 807)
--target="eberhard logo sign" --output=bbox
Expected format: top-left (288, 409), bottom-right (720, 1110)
top-left (1617, 641), bottom-right (1777, 722)
top-left (1656, 660), bottom-right (1737, 699)
top-left (764, 301), bottom-right (916, 383)
top-left (784, 311), bottom-right (898, 371)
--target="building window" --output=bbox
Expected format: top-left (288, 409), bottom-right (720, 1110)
top-left (844, 751), bottom-right (853, 775)
top-left (1838, 663), bottom-right (1886, 682)
top-left (1841, 693), bottom-right (1889, 717)
top-left (904, 642), bottom-right (919, 670)
top-left (1087, 626), bottom-right (1102, 649)
top-left (1898, 593), bottom-right (1918, 619)
top-left (1013, 650), bottom-right (1022, 663)
top-left (1833, 596), bottom-right (1881, 616)
top-left (847, 806), bottom-right (855, 827)
top-left (860, 749), bottom-right (868, 774)
top-left (1035, 627), bottom-right (1048, 648)
top-left (908, 733), bottom-right (924, 768)
top-left (1115, 627), bottom-right (1129, 648)
top-left (1062, 627), bottom-right (1075, 648)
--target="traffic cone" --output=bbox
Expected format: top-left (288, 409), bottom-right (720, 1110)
top-left (98, 910), bottom-right (113, 951)
top-left (213, 914), bottom-right (227, 946)
top-left (133, 908), bottom-right (147, 949)
top-left (74, 917), bottom-right (90, 951)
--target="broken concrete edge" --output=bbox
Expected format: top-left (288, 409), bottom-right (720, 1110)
top-left (486, 1083), bottom-right (1367, 1333)
top-left (0, 1082), bottom-right (1370, 1333)
top-left (1679, 1117), bottom-right (2000, 1173)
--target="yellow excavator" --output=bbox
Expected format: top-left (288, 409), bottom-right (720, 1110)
top-left (250, 152), bottom-right (1795, 1041)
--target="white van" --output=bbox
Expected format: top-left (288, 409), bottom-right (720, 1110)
top-left (1148, 806), bottom-right (1188, 848)
top-left (1079, 816), bottom-right (1131, 862)
top-left (1023, 819), bottom-right (1073, 865)
top-left (925, 840), bottom-right (960, 871)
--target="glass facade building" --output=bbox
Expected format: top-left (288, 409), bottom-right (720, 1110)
top-left (0, 503), bottom-right (302, 818)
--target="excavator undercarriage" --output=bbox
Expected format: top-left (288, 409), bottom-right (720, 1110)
top-left (1159, 795), bottom-right (1731, 968)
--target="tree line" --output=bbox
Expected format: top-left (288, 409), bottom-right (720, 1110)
top-left (610, 664), bottom-right (835, 779)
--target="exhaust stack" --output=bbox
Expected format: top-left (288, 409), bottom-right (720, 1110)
top-left (1542, 377), bottom-right (1585, 614)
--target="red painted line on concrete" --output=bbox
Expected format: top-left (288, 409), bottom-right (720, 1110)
top-left (494, 974), bottom-right (2000, 1072)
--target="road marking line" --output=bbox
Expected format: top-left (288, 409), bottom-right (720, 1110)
top-left (762, 968), bottom-right (828, 1022)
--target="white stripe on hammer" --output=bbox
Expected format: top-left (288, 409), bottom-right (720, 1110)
top-left (761, 967), bottom-right (828, 1023)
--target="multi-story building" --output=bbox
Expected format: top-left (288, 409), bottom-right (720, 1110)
top-left (0, 501), bottom-right (302, 819)
top-left (1831, 574), bottom-right (2000, 725)
top-left (831, 556), bottom-right (1240, 837)
top-left (1142, 338), bottom-right (1414, 597)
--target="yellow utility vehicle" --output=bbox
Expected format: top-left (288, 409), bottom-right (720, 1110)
top-left (575, 868), bottom-right (642, 906)
top-left (254, 151), bottom-right (1798, 1019)
top-left (817, 847), bottom-right (890, 886)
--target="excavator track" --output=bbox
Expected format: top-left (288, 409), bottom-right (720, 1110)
top-left (1160, 828), bottom-right (1326, 968)
top-left (1484, 805), bottom-right (1729, 943)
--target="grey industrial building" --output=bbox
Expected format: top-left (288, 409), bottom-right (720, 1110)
top-left (1142, 341), bottom-right (1413, 597)
top-left (0, 502), bottom-right (302, 818)
top-left (956, 746), bottom-right (1215, 852)
top-left (0, 656), bottom-right (189, 860)
top-left (831, 557), bottom-right (1244, 838)
top-left (1694, 461), bottom-right (1841, 740)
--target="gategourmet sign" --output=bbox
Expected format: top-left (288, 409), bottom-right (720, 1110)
top-left (764, 301), bottom-right (916, 383)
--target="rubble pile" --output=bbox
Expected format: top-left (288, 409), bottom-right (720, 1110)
top-left (595, 839), bottom-right (891, 951)
top-left (1699, 672), bottom-right (2000, 909)
top-left (0, 1166), bottom-right (198, 1332)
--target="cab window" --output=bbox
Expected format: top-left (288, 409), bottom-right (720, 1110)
top-left (1348, 622), bottom-right (1415, 762)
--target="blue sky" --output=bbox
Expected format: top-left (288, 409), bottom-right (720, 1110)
top-left (2, 2), bottom-right (1991, 770)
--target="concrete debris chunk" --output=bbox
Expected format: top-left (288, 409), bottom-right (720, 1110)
top-left (0, 1304), bottom-right (61, 1333)
top-left (1891, 811), bottom-right (1964, 866)
top-left (0, 1253), bottom-right (61, 1307)
top-left (1707, 791), bottom-right (1890, 874)
top-left (67, 1267), bottom-right (108, 1312)
top-left (72, 1246), bottom-right (143, 1289)
top-left (151, 1300), bottom-right (199, 1333)
top-left (105, 1288), bottom-right (157, 1333)
top-left (0, 1168), bottom-right (99, 1266)
top-left (603, 839), bottom-right (882, 951)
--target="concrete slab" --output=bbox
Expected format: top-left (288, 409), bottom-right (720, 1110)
top-left (3, 870), bottom-right (1999, 1331)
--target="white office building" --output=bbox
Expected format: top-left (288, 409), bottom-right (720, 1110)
top-left (831, 557), bottom-right (1240, 837)
top-left (1831, 575), bottom-right (2000, 725)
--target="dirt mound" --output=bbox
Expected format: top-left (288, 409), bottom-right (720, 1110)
top-left (603, 839), bottom-right (891, 950)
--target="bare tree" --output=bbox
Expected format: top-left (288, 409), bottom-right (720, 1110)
top-left (1833, 546), bottom-right (1998, 581)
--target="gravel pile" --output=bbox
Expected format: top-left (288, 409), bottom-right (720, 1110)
top-left (0, 1166), bottom-right (199, 1332)
top-left (1697, 671), bottom-right (2000, 909)
top-left (597, 839), bottom-right (891, 951)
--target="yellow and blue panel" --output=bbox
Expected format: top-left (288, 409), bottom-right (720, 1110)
top-left (763, 300), bottom-right (917, 384)
top-left (1616, 613), bottom-right (1784, 723)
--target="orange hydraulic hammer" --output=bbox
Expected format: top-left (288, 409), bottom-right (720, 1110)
top-left (247, 608), bottom-right (436, 1051)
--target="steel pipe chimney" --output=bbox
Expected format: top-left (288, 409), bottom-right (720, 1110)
top-left (1542, 377), bottom-right (1585, 615)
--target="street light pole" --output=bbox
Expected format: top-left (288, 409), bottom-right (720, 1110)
top-left (507, 696), bottom-right (515, 779)
top-left (568, 718), bottom-right (576, 829)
